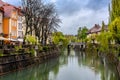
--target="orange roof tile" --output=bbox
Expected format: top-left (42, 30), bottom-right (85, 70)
top-left (88, 24), bottom-right (101, 33)
top-left (2, 5), bottom-right (16, 18)
top-left (87, 24), bottom-right (108, 34)
top-left (0, 7), bottom-right (4, 12)
top-left (0, 0), bottom-right (20, 18)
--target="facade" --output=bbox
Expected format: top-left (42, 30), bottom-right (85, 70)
top-left (87, 24), bottom-right (108, 43)
top-left (87, 24), bottom-right (108, 37)
top-left (3, 4), bottom-right (18, 40)
top-left (17, 8), bottom-right (24, 42)
top-left (0, 0), bottom-right (24, 42)
top-left (87, 24), bottom-right (101, 38)
top-left (0, 7), bottom-right (3, 35)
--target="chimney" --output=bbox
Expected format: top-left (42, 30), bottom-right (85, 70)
top-left (95, 24), bottom-right (97, 27)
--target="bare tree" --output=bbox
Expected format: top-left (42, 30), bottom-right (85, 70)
top-left (22, 0), bottom-right (42, 42)
top-left (21, 0), bottom-right (61, 45)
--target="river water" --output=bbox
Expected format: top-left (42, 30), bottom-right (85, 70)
top-left (0, 49), bottom-right (119, 80)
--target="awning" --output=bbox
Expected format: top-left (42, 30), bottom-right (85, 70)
top-left (0, 37), bottom-right (8, 40)
top-left (8, 38), bottom-right (18, 41)
top-left (17, 39), bottom-right (23, 42)
top-left (11, 39), bottom-right (18, 41)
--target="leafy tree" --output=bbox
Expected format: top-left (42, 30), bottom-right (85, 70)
top-left (70, 36), bottom-right (77, 43)
top-left (26, 35), bottom-right (37, 44)
top-left (22, 0), bottom-right (61, 45)
top-left (77, 27), bottom-right (81, 39)
top-left (77, 27), bottom-right (88, 42)
top-left (110, 0), bottom-right (120, 22)
top-left (109, 17), bottom-right (120, 44)
top-left (96, 32), bottom-right (113, 53)
top-left (101, 21), bottom-right (105, 32)
top-left (65, 35), bottom-right (77, 43)
top-left (52, 32), bottom-right (69, 47)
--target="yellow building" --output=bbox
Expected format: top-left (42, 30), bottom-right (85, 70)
top-left (0, 0), bottom-right (24, 43)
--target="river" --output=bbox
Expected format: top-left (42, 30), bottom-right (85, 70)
top-left (0, 49), bottom-right (119, 80)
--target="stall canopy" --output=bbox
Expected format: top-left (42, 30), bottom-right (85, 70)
top-left (0, 37), bottom-right (8, 40)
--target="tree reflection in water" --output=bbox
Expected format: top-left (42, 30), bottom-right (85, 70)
top-left (0, 49), bottom-right (119, 80)
top-left (76, 49), bottom-right (120, 80)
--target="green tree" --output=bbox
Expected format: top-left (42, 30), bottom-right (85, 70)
top-left (77, 27), bottom-right (88, 42)
top-left (77, 27), bottom-right (81, 39)
top-left (52, 32), bottom-right (69, 47)
top-left (96, 31), bottom-right (113, 53)
top-left (110, 0), bottom-right (120, 22)
top-left (26, 35), bottom-right (37, 44)
top-left (109, 17), bottom-right (120, 44)
top-left (101, 21), bottom-right (105, 32)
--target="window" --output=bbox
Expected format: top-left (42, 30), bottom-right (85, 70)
top-left (0, 23), bottom-right (2, 33)
top-left (0, 13), bottom-right (2, 22)
top-left (18, 31), bottom-right (23, 38)
top-left (18, 16), bottom-right (22, 21)
top-left (11, 31), bottom-right (17, 36)
top-left (18, 23), bottom-right (22, 30)
top-left (15, 21), bottom-right (17, 27)
top-left (12, 20), bottom-right (17, 27)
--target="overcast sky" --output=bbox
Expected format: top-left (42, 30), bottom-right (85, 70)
top-left (3, 0), bottom-right (110, 35)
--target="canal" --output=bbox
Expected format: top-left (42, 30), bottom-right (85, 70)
top-left (0, 49), bottom-right (119, 80)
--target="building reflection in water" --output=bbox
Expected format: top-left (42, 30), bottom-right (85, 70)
top-left (0, 49), bottom-right (119, 80)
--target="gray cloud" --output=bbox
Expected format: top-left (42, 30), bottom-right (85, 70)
top-left (55, 0), bottom-right (110, 34)
top-left (56, 0), bottom-right (110, 16)
top-left (56, 0), bottom-right (89, 15)
top-left (2, 0), bottom-right (110, 35)
top-left (86, 0), bottom-right (110, 10)
top-left (58, 7), bottom-right (109, 34)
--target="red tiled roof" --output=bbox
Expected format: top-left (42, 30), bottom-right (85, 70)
top-left (17, 7), bottom-right (23, 16)
top-left (0, 0), bottom-right (21, 18)
top-left (87, 24), bottom-right (108, 34)
top-left (88, 24), bottom-right (101, 33)
top-left (0, 7), bottom-right (4, 12)
top-left (0, 0), bottom-right (5, 5)
top-left (3, 5), bottom-right (17, 18)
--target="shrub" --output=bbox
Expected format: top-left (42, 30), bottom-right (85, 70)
top-left (38, 45), bottom-right (43, 51)
top-left (15, 45), bottom-right (22, 52)
top-left (26, 35), bottom-right (37, 44)
top-left (43, 46), bottom-right (50, 51)
top-left (0, 50), bottom-right (3, 56)
top-left (29, 48), bottom-right (35, 56)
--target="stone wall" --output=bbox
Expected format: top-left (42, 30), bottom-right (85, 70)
top-left (0, 49), bottom-right (60, 75)
top-left (117, 62), bottom-right (120, 77)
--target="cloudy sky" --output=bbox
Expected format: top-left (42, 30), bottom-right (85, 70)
top-left (3, 0), bottom-right (110, 35)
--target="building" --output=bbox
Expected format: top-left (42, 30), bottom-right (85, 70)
top-left (3, 4), bottom-right (18, 41)
top-left (87, 24), bottom-right (108, 37)
top-left (0, 0), bottom-right (24, 43)
top-left (17, 7), bottom-right (24, 42)
top-left (0, 6), bottom-right (4, 45)
top-left (0, 7), bottom-right (4, 35)
top-left (87, 24), bottom-right (108, 43)
top-left (87, 24), bottom-right (101, 38)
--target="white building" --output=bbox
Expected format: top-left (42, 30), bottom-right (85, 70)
top-left (17, 9), bottom-right (24, 42)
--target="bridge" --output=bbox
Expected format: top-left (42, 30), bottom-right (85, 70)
top-left (68, 42), bottom-right (86, 49)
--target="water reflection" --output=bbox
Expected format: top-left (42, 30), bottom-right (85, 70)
top-left (0, 49), bottom-right (119, 80)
